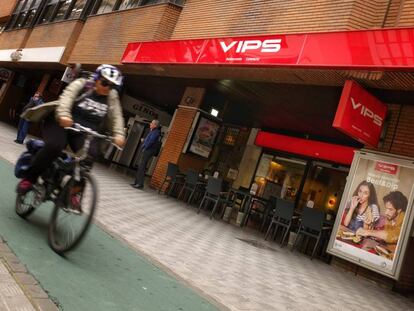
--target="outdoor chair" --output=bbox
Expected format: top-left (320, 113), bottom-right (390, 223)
top-left (197, 177), bottom-right (229, 219)
top-left (177, 170), bottom-right (205, 204)
top-left (264, 199), bottom-right (295, 247)
top-left (243, 197), bottom-right (269, 229)
top-left (158, 162), bottom-right (183, 196)
top-left (291, 208), bottom-right (325, 259)
top-left (260, 196), bottom-right (279, 231)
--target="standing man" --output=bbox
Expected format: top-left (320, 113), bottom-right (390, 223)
top-left (15, 92), bottom-right (43, 144)
top-left (131, 119), bottom-right (161, 189)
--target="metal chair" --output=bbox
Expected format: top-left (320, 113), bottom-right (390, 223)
top-left (158, 162), bottom-right (182, 195)
top-left (178, 170), bottom-right (204, 204)
top-left (198, 177), bottom-right (229, 219)
top-left (264, 199), bottom-right (295, 247)
top-left (292, 208), bottom-right (325, 259)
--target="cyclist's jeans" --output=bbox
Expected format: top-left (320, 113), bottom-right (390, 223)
top-left (25, 118), bottom-right (99, 182)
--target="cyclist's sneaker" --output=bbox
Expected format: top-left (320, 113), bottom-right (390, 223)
top-left (16, 179), bottom-right (33, 194)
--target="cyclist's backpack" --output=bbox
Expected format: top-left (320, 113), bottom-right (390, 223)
top-left (14, 139), bottom-right (45, 178)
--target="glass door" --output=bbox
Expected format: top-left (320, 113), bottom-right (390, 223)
top-left (298, 161), bottom-right (349, 216)
top-left (253, 155), bottom-right (307, 202)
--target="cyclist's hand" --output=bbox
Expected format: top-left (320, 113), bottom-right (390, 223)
top-left (113, 136), bottom-right (125, 148)
top-left (58, 117), bottom-right (73, 128)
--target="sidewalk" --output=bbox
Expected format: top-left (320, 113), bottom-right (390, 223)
top-left (1, 121), bottom-right (414, 311)
top-left (0, 237), bottom-right (57, 311)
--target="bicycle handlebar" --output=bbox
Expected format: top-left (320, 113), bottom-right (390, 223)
top-left (65, 123), bottom-right (123, 150)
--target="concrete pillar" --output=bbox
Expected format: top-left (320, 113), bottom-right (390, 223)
top-left (232, 128), bottom-right (262, 190)
top-left (150, 87), bottom-right (205, 190)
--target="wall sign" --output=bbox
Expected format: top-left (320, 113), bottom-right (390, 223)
top-left (123, 28), bottom-right (414, 69)
top-left (333, 80), bottom-right (387, 147)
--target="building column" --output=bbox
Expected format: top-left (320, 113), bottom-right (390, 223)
top-left (150, 87), bottom-right (205, 190)
top-left (232, 128), bottom-right (262, 190)
top-left (37, 73), bottom-right (51, 95)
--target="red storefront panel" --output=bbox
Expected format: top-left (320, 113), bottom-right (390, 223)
top-left (333, 80), bottom-right (387, 147)
top-left (122, 28), bottom-right (414, 69)
top-left (255, 131), bottom-right (355, 165)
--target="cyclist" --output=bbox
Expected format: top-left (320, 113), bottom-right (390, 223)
top-left (17, 64), bottom-right (126, 196)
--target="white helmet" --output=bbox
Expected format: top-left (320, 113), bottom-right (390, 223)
top-left (95, 64), bottom-right (123, 86)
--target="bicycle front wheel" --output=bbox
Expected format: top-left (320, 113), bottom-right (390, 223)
top-left (48, 173), bottom-right (97, 254)
top-left (15, 190), bottom-right (36, 218)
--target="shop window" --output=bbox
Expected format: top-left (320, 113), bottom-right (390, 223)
top-left (253, 154), bottom-right (307, 201)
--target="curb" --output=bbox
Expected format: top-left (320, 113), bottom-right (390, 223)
top-left (0, 236), bottom-right (60, 311)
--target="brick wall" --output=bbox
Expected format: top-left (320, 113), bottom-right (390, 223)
top-left (24, 20), bottom-right (84, 64)
top-left (347, 0), bottom-right (389, 29)
top-left (0, 0), bottom-right (17, 21)
top-left (69, 4), bottom-right (182, 65)
top-left (0, 28), bottom-right (30, 49)
top-left (379, 104), bottom-right (414, 157)
top-left (150, 87), bottom-right (206, 190)
top-left (150, 107), bottom-right (198, 190)
top-left (396, 0), bottom-right (414, 26)
top-left (172, 0), bottom-right (396, 40)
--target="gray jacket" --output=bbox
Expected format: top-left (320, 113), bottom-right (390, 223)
top-left (22, 78), bottom-right (125, 138)
top-left (56, 78), bottom-right (125, 137)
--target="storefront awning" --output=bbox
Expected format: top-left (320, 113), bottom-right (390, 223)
top-left (122, 28), bottom-right (414, 70)
top-left (255, 131), bottom-right (355, 165)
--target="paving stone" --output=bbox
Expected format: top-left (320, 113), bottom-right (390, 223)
top-left (24, 285), bottom-right (49, 299)
top-left (1, 122), bottom-right (414, 311)
top-left (14, 273), bottom-right (38, 285)
top-left (32, 298), bottom-right (59, 311)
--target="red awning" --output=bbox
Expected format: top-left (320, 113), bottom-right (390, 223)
top-left (255, 131), bottom-right (355, 165)
top-left (122, 28), bottom-right (414, 70)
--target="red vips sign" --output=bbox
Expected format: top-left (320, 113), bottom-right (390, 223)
top-left (333, 80), bottom-right (387, 147)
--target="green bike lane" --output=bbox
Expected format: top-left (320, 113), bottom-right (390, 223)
top-left (0, 159), bottom-right (220, 311)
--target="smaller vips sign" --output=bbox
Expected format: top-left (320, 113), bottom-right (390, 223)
top-left (333, 80), bottom-right (387, 147)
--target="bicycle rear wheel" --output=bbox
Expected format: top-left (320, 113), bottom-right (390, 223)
top-left (48, 173), bottom-right (97, 254)
top-left (15, 190), bottom-right (37, 218)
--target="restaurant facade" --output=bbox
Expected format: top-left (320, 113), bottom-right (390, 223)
top-left (0, 0), bottom-right (414, 292)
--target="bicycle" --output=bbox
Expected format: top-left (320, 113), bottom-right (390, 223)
top-left (15, 123), bottom-right (120, 254)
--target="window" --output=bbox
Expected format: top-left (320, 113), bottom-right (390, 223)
top-left (23, 0), bottom-right (43, 27)
top-left (118, 0), bottom-right (140, 10)
top-left (95, 0), bottom-right (186, 15)
top-left (38, 0), bottom-right (86, 24)
top-left (10, 0), bottom-right (31, 29)
top-left (95, 0), bottom-right (118, 14)
top-left (68, 0), bottom-right (88, 19)
top-left (54, 0), bottom-right (73, 21)
top-left (38, 0), bottom-right (59, 24)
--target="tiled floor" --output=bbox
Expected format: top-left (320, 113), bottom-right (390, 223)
top-left (1, 122), bottom-right (414, 311)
